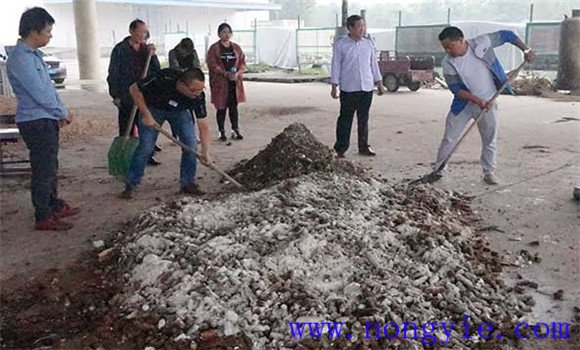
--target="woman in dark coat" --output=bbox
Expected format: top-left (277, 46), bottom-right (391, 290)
top-left (206, 23), bottom-right (246, 141)
top-left (168, 37), bottom-right (200, 70)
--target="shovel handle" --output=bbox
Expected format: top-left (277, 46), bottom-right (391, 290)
top-left (154, 125), bottom-right (246, 190)
top-left (433, 60), bottom-right (526, 173)
top-left (123, 50), bottom-right (154, 139)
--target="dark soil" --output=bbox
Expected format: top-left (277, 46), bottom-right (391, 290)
top-left (229, 123), bottom-right (364, 190)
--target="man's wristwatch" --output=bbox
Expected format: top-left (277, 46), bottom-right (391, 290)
top-left (523, 48), bottom-right (532, 54)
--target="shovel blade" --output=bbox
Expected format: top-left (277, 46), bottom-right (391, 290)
top-left (409, 171), bottom-right (443, 186)
top-left (107, 136), bottom-right (139, 178)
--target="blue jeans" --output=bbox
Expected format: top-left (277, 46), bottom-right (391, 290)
top-left (126, 108), bottom-right (197, 189)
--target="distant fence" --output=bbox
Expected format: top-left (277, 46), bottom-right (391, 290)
top-left (296, 27), bottom-right (334, 70)
top-left (395, 24), bottom-right (448, 65)
top-left (235, 29), bottom-right (258, 65)
top-left (162, 19), bottom-right (563, 72)
top-left (526, 22), bottom-right (560, 70)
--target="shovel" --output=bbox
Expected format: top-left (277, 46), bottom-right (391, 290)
top-left (107, 51), bottom-right (153, 178)
top-left (154, 124), bottom-right (247, 190)
top-left (409, 60), bottom-right (526, 186)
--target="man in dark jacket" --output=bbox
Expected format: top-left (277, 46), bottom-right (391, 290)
top-left (107, 19), bottom-right (162, 165)
top-left (118, 67), bottom-right (211, 199)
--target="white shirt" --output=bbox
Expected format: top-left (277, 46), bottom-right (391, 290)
top-left (330, 35), bottom-right (382, 92)
top-left (450, 44), bottom-right (497, 101)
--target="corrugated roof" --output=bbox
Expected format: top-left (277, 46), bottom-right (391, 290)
top-left (44, 0), bottom-right (281, 11)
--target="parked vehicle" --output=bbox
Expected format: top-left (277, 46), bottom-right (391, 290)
top-left (0, 45), bottom-right (67, 84)
top-left (378, 51), bottom-right (434, 92)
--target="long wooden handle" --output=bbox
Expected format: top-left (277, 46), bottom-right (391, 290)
top-left (433, 61), bottom-right (526, 173)
top-left (154, 125), bottom-right (247, 190)
top-left (123, 50), bottom-right (154, 139)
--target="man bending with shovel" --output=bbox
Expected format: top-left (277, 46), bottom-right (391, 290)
top-left (433, 27), bottom-right (535, 185)
top-left (119, 67), bottom-right (211, 199)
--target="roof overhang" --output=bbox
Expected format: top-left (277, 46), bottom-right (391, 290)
top-left (44, 0), bottom-right (281, 11)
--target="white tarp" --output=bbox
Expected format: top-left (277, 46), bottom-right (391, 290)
top-left (450, 21), bottom-right (526, 70)
top-left (256, 27), bottom-right (297, 68)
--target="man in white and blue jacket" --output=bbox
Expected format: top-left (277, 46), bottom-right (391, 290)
top-left (7, 7), bottom-right (80, 231)
top-left (434, 26), bottom-right (535, 185)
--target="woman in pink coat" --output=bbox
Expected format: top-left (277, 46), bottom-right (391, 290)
top-left (206, 23), bottom-right (246, 141)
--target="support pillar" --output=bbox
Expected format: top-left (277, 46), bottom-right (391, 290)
top-left (73, 0), bottom-right (101, 80)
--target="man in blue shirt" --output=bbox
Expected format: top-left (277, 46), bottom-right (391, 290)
top-left (7, 7), bottom-right (80, 231)
top-left (330, 15), bottom-right (385, 158)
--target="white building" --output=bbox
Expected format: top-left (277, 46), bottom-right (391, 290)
top-left (41, 0), bottom-right (279, 54)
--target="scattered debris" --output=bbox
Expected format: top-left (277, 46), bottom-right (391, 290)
top-left (553, 289), bottom-right (564, 300)
top-left (103, 124), bottom-right (536, 349)
top-left (554, 116), bottom-right (580, 123)
top-left (476, 225), bottom-right (506, 233)
top-left (519, 249), bottom-right (542, 264)
top-left (527, 240), bottom-right (540, 247)
top-left (512, 76), bottom-right (557, 97)
top-left (522, 145), bottom-right (550, 150)
top-left (516, 280), bottom-right (539, 289)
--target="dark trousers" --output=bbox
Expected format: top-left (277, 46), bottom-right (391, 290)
top-left (333, 91), bottom-right (373, 153)
top-left (216, 81), bottom-right (239, 132)
top-left (17, 119), bottom-right (64, 222)
top-left (117, 97), bottom-right (137, 137)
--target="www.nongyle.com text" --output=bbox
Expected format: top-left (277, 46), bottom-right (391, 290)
top-left (288, 315), bottom-right (570, 345)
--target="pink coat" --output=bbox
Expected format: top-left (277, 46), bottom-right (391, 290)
top-left (206, 41), bottom-right (246, 110)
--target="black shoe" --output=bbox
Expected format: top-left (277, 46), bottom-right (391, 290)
top-left (148, 156), bottom-right (161, 166)
top-left (153, 144), bottom-right (162, 152)
top-left (231, 130), bottom-right (244, 140)
top-left (118, 186), bottom-right (133, 199)
top-left (359, 147), bottom-right (376, 156)
top-left (336, 151), bottom-right (345, 158)
top-left (180, 183), bottom-right (204, 196)
top-left (218, 131), bottom-right (227, 141)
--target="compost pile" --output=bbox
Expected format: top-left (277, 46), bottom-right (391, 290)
top-left (228, 123), bottom-right (363, 190)
top-left (512, 76), bottom-right (557, 97)
top-left (110, 125), bottom-right (535, 350)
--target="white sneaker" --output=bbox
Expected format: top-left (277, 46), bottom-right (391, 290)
top-left (483, 173), bottom-right (499, 185)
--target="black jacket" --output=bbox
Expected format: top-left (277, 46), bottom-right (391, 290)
top-left (107, 36), bottom-right (161, 100)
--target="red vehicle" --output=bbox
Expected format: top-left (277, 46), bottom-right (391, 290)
top-left (378, 51), bottom-right (435, 92)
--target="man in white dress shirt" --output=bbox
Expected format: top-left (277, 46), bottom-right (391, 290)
top-left (330, 15), bottom-right (385, 158)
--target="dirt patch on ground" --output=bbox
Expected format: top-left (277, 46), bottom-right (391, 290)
top-left (59, 112), bottom-right (113, 144)
top-left (0, 96), bottom-right (17, 116)
top-left (0, 251), bottom-right (123, 349)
